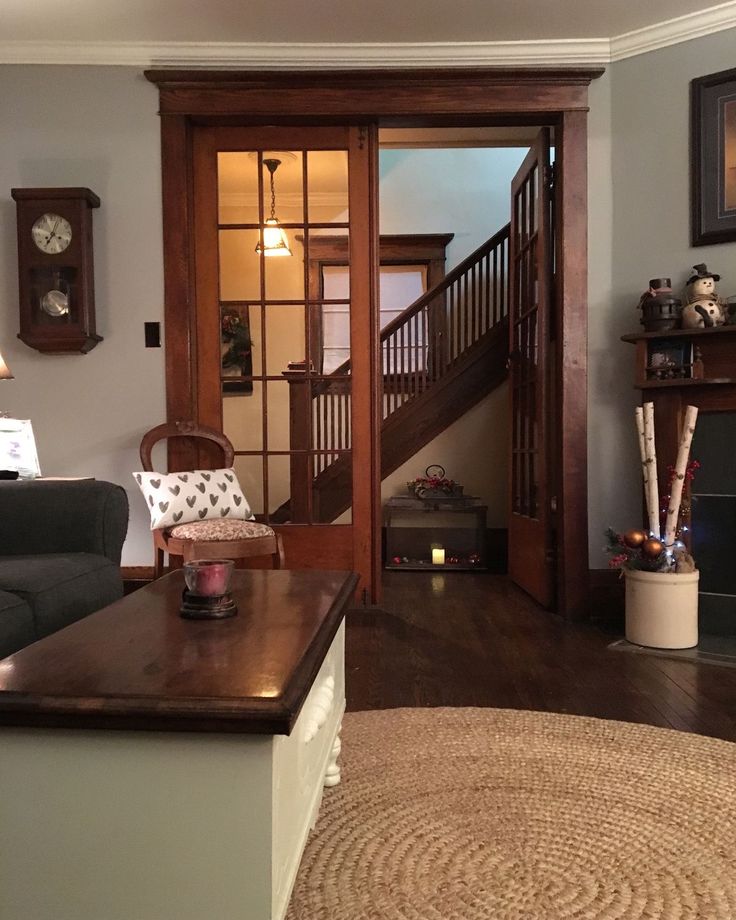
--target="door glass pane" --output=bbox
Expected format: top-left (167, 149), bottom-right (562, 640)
top-left (223, 381), bottom-right (263, 451)
top-left (307, 151), bottom-right (349, 222)
top-left (218, 152), bottom-right (259, 224)
top-left (322, 302), bottom-right (351, 374)
top-left (218, 139), bottom-right (354, 531)
top-left (262, 151), bottom-right (303, 226)
top-left (267, 454), bottom-right (292, 522)
top-left (233, 454), bottom-right (264, 517)
top-left (265, 304), bottom-right (305, 377)
top-left (264, 231), bottom-right (305, 301)
top-left (266, 380), bottom-right (293, 453)
top-left (219, 230), bottom-right (261, 301)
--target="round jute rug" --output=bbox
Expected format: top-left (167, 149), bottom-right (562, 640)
top-left (287, 707), bottom-right (736, 920)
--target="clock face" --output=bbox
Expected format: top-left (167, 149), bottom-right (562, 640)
top-left (31, 212), bottom-right (73, 255)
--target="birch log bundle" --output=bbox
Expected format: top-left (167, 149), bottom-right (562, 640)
top-left (643, 403), bottom-right (660, 538)
top-left (634, 403), bottom-right (699, 549)
top-left (664, 405), bottom-right (699, 549)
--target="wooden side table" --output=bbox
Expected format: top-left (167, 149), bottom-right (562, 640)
top-left (384, 495), bottom-right (488, 570)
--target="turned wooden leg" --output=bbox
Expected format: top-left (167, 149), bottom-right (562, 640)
top-left (324, 725), bottom-right (342, 787)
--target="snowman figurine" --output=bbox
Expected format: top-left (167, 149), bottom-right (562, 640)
top-left (680, 263), bottom-right (725, 328)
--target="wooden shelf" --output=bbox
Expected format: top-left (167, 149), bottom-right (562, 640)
top-left (385, 562), bottom-right (487, 572)
top-left (639, 377), bottom-right (736, 389)
top-left (622, 326), bottom-right (736, 344)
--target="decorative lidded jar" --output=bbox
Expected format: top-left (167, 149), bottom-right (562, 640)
top-left (638, 278), bottom-right (681, 332)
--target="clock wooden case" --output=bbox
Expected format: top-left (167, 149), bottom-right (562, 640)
top-left (11, 187), bottom-right (102, 354)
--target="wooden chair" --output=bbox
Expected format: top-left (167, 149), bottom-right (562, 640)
top-left (139, 420), bottom-right (285, 578)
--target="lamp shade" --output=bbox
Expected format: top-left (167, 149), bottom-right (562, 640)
top-left (0, 350), bottom-right (13, 380)
top-left (256, 218), bottom-right (292, 257)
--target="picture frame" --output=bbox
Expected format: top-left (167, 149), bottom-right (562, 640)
top-left (646, 339), bottom-right (694, 382)
top-left (221, 304), bottom-right (254, 395)
top-left (0, 418), bottom-right (41, 478)
top-left (691, 66), bottom-right (736, 246)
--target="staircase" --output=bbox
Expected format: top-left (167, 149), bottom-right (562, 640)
top-left (277, 222), bottom-right (511, 523)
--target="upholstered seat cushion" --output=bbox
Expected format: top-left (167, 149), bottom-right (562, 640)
top-left (167, 520), bottom-right (275, 542)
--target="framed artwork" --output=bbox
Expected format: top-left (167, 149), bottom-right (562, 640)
top-left (0, 418), bottom-right (41, 478)
top-left (221, 305), bottom-right (253, 395)
top-left (646, 339), bottom-right (693, 382)
top-left (691, 66), bottom-right (736, 246)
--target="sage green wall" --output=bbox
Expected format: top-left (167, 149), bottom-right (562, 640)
top-left (2, 38), bottom-right (732, 569)
top-left (590, 28), bottom-right (736, 566)
top-left (0, 66), bottom-right (165, 567)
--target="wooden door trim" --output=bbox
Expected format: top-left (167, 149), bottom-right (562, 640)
top-left (147, 66), bottom-right (602, 618)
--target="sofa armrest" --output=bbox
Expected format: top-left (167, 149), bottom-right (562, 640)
top-left (0, 480), bottom-right (129, 563)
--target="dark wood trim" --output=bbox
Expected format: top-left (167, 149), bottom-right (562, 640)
top-left (347, 125), bottom-right (382, 603)
top-left (555, 109), bottom-right (590, 621)
top-left (160, 115), bottom-right (199, 471)
top-left (144, 68), bottom-right (603, 117)
top-left (146, 67), bottom-right (600, 617)
top-left (121, 566), bottom-right (154, 580)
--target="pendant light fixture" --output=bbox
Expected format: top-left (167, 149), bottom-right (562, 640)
top-left (255, 158), bottom-right (292, 258)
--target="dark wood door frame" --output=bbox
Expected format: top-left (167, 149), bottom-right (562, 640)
top-left (145, 66), bottom-right (603, 619)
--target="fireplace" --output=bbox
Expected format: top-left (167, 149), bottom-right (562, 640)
top-left (690, 412), bottom-right (736, 635)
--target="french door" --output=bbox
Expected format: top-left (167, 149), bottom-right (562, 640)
top-left (508, 128), bottom-right (555, 608)
top-left (191, 126), bottom-right (380, 600)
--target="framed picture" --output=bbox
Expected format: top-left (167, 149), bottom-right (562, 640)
top-left (691, 66), bottom-right (736, 246)
top-left (0, 418), bottom-right (41, 478)
top-left (646, 339), bottom-right (693, 382)
top-left (221, 305), bottom-right (254, 395)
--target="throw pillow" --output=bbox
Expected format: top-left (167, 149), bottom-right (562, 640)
top-left (132, 468), bottom-right (254, 530)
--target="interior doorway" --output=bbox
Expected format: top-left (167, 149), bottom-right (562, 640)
top-left (146, 66), bottom-right (598, 617)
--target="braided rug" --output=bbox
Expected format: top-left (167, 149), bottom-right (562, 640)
top-left (287, 707), bottom-right (736, 920)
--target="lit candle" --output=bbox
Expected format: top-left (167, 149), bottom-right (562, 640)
top-left (431, 547), bottom-right (445, 565)
top-left (184, 559), bottom-right (233, 596)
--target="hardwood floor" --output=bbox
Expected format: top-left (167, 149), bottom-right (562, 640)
top-left (345, 572), bottom-right (736, 743)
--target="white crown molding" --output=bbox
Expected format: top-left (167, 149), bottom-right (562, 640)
top-left (611, 0), bottom-right (736, 60)
top-left (0, 39), bottom-right (610, 68)
top-left (0, 3), bottom-right (735, 69)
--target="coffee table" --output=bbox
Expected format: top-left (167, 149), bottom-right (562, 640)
top-left (0, 568), bottom-right (357, 920)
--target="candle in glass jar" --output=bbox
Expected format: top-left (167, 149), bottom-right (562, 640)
top-left (184, 560), bottom-right (233, 596)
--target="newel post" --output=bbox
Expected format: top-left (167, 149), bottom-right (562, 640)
top-left (282, 361), bottom-right (312, 523)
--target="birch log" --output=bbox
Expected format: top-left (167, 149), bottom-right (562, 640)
top-left (664, 405), bottom-right (699, 548)
top-left (634, 407), bottom-right (651, 528)
top-left (643, 402), bottom-right (660, 538)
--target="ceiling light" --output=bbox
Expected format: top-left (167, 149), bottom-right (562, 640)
top-left (255, 158), bottom-right (292, 258)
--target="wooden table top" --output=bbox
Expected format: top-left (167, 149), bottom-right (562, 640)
top-left (0, 569), bottom-right (357, 735)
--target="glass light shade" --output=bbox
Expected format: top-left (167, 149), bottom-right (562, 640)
top-left (0, 351), bottom-right (13, 380)
top-left (256, 218), bottom-right (292, 257)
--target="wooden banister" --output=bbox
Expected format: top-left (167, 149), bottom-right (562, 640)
top-left (282, 221), bottom-right (511, 522)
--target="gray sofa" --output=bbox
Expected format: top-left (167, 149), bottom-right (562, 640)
top-left (0, 479), bottom-right (129, 658)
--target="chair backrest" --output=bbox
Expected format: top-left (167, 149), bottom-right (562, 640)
top-left (139, 421), bottom-right (235, 472)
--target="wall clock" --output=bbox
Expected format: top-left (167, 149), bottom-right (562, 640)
top-left (11, 187), bottom-right (102, 354)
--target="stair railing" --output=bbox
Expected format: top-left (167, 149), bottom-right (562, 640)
top-left (283, 222), bottom-right (510, 517)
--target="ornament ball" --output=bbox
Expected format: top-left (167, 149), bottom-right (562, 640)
top-left (642, 538), bottom-right (664, 559)
top-left (623, 529), bottom-right (647, 548)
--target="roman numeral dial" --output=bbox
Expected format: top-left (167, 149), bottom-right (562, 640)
top-left (31, 212), bottom-right (73, 254)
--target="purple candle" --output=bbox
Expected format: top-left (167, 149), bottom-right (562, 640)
top-left (184, 559), bottom-right (233, 597)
